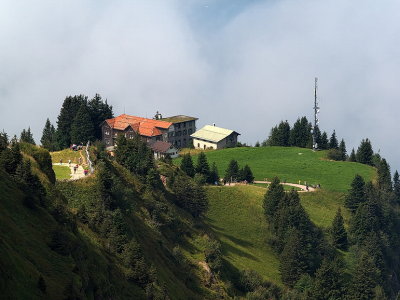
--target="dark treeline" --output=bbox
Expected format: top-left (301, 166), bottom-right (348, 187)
top-left (36, 94), bottom-right (113, 151)
top-left (264, 117), bottom-right (383, 167)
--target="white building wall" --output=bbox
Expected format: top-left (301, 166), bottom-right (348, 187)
top-left (193, 138), bottom-right (218, 150)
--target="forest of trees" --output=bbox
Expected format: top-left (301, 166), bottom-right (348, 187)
top-left (261, 156), bottom-right (400, 299)
top-left (34, 94), bottom-right (113, 151)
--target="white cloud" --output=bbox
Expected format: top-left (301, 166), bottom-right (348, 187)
top-left (0, 0), bottom-right (399, 171)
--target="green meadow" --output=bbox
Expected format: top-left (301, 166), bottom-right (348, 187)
top-left (177, 147), bottom-right (376, 192)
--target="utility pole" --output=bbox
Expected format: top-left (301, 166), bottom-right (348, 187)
top-left (312, 77), bottom-right (320, 151)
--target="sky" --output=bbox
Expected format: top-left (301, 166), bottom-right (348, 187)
top-left (0, 0), bottom-right (399, 172)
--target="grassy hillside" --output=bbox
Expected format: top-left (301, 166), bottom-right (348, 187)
top-left (177, 147), bottom-right (376, 192)
top-left (205, 185), bottom-right (281, 285)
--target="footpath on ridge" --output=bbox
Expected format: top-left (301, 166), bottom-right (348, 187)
top-left (253, 180), bottom-right (316, 192)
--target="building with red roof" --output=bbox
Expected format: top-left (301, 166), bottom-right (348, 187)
top-left (101, 112), bottom-right (198, 149)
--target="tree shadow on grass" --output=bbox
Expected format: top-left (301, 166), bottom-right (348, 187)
top-left (220, 240), bottom-right (259, 261)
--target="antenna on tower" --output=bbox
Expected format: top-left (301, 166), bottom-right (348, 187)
top-left (312, 77), bottom-right (320, 151)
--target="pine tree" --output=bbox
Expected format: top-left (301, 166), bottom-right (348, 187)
top-left (345, 174), bottom-right (365, 213)
top-left (310, 258), bottom-right (346, 300)
top-left (277, 120), bottom-right (291, 146)
top-left (319, 131), bottom-right (329, 150)
top-left (356, 138), bottom-right (373, 165)
top-left (209, 162), bottom-right (219, 184)
top-left (20, 127), bottom-right (35, 144)
top-left (331, 208), bottom-right (348, 250)
top-left (88, 94), bottom-right (114, 140)
top-left (393, 171), bottom-right (400, 203)
top-left (70, 103), bottom-right (94, 144)
top-left (1, 143), bottom-right (22, 175)
top-left (241, 165), bottom-right (254, 183)
top-left (224, 159), bottom-right (239, 182)
top-left (0, 131), bottom-right (8, 152)
top-left (338, 139), bottom-right (347, 161)
top-left (180, 153), bottom-right (195, 177)
top-left (313, 125), bottom-right (322, 149)
top-left (263, 177), bottom-right (285, 220)
top-left (40, 118), bottom-right (57, 151)
top-left (196, 152), bottom-right (210, 179)
top-left (329, 130), bottom-right (339, 149)
top-left (267, 126), bottom-right (279, 146)
top-left (348, 252), bottom-right (381, 300)
top-left (289, 117), bottom-right (312, 148)
top-left (377, 158), bottom-right (392, 192)
top-left (56, 95), bottom-right (87, 149)
top-left (279, 230), bottom-right (310, 287)
top-left (348, 148), bottom-right (356, 162)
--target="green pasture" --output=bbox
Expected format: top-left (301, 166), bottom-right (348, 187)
top-left (176, 147), bottom-right (376, 192)
top-left (52, 165), bottom-right (71, 180)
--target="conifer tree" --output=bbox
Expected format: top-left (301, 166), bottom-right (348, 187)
top-left (180, 153), bottom-right (195, 177)
top-left (377, 158), bottom-right (392, 192)
top-left (319, 131), bottom-right (329, 150)
top-left (224, 159), bottom-right (239, 182)
top-left (279, 230), bottom-right (310, 287)
top-left (70, 103), bottom-right (94, 144)
top-left (40, 118), bottom-right (57, 151)
top-left (208, 162), bottom-right (219, 184)
top-left (339, 139), bottom-right (347, 161)
top-left (263, 177), bottom-right (285, 220)
top-left (0, 131), bottom-right (8, 152)
top-left (329, 130), bottom-right (339, 149)
top-left (241, 165), bottom-right (254, 183)
top-left (56, 95), bottom-right (87, 148)
top-left (289, 117), bottom-right (312, 148)
top-left (267, 126), bottom-right (279, 146)
top-left (88, 94), bottom-right (113, 140)
top-left (1, 143), bottom-right (22, 175)
top-left (345, 174), bottom-right (365, 213)
top-left (348, 252), bottom-right (381, 300)
top-left (20, 127), bottom-right (35, 145)
top-left (310, 258), bottom-right (346, 300)
top-left (331, 207), bottom-right (348, 250)
top-left (313, 125), bottom-right (322, 148)
top-left (277, 120), bottom-right (291, 146)
top-left (356, 138), bottom-right (373, 165)
top-left (348, 148), bottom-right (356, 162)
top-left (196, 152), bottom-right (210, 178)
top-left (393, 171), bottom-right (400, 203)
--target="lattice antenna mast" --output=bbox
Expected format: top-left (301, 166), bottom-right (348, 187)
top-left (312, 77), bottom-right (320, 151)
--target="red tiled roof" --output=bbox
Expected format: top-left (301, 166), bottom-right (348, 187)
top-left (105, 114), bottom-right (172, 137)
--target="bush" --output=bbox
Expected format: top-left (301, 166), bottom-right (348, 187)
top-left (239, 269), bottom-right (264, 292)
top-left (204, 238), bottom-right (222, 272)
top-left (172, 175), bottom-right (208, 217)
top-left (326, 149), bottom-right (343, 161)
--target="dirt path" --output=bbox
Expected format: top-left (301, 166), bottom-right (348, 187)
top-left (253, 180), bottom-right (316, 192)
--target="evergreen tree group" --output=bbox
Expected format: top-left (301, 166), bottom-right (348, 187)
top-left (180, 152), bottom-right (220, 184)
top-left (53, 94), bottom-right (113, 149)
top-left (40, 118), bottom-right (57, 151)
top-left (20, 127), bottom-right (35, 145)
top-left (224, 159), bottom-right (254, 183)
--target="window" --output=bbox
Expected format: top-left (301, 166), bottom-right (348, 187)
top-left (105, 130), bottom-right (110, 135)
top-left (178, 140), bottom-right (181, 146)
top-left (177, 123), bottom-right (181, 129)
top-left (188, 129), bottom-right (192, 134)
top-left (183, 130), bottom-right (187, 135)
top-left (183, 122), bottom-right (186, 127)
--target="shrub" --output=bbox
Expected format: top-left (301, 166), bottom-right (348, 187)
top-left (326, 149), bottom-right (343, 161)
top-left (239, 269), bottom-right (263, 292)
